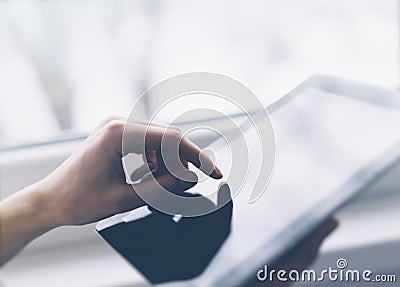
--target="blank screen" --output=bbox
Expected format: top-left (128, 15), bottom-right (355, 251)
top-left (175, 87), bottom-right (400, 287)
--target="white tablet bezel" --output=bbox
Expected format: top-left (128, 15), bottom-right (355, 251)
top-left (207, 75), bottom-right (400, 287)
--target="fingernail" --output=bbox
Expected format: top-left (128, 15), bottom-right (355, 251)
top-left (213, 166), bottom-right (223, 179)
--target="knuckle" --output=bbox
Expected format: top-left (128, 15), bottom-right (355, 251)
top-left (166, 129), bottom-right (183, 142)
top-left (103, 120), bottom-right (124, 137)
top-left (99, 115), bottom-right (119, 127)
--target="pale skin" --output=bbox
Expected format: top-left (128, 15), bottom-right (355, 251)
top-left (0, 116), bottom-right (337, 286)
top-left (0, 116), bottom-right (222, 265)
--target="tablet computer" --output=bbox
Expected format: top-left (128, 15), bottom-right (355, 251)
top-left (97, 75), bottom-right (400, 287)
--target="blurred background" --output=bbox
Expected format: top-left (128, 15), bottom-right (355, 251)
top-left (0, 0), bottom-right (398, 147)
top-left (1, 1), bottom-right (400, 286)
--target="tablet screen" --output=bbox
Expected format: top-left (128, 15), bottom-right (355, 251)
top-left (171, 87), bottom-right (400, 287)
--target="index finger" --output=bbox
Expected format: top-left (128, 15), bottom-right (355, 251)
top-left (123, 123), bottom-right (223, 179)
top-left (179, 137), bottom-right (223, 179)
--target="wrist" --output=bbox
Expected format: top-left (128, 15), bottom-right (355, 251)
top-left (30, 179), bottom-right (65, 230)
top-left (16, 181), bottom-right (62, 232)
top-left (0, 182), bottom-right (59, 264)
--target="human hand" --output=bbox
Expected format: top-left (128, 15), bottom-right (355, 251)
top-left (35, 116), bottom-right (222, 227)
top-left (243, 218), bottom-right (338, 287)
top-left (0, 116), bottom-right (223, 264)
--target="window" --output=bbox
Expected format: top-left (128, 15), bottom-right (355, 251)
top-left (0, 0), bottom-right (398, 146)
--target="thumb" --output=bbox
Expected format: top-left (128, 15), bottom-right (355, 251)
top-left (217, 182), bottom-right (232, 207)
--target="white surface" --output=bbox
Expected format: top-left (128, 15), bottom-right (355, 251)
top-left (0, 239), bottom-right (147, 287)
top-left (186, 88), bottom-right (400, 286)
